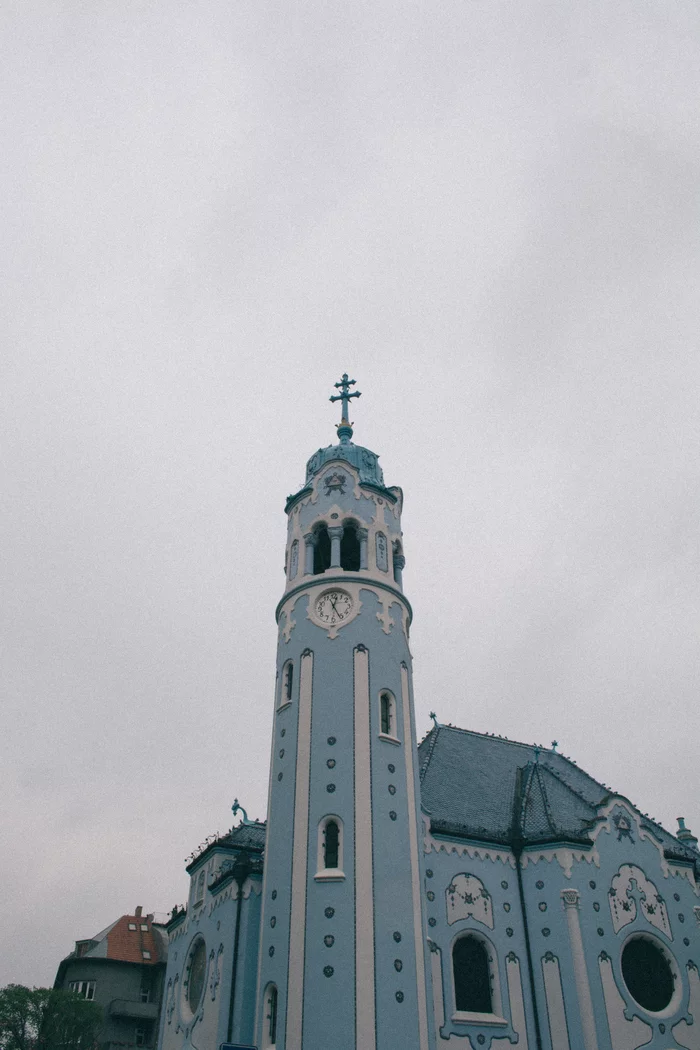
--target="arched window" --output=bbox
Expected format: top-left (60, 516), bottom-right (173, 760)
top-left (315, 816), bottom-right (344, 879)
top-left (340, 522), bottom-right (361, 571)
top-left (324, 820), bottom-right (340, 869)
top-left (453, 935), bottom-right (493, 1014)
top-left (280, 661), bottom-right (293, 706)
top-left (262, 983), bottom-right (278, 1048)
top-left (313, 524), bottom-right (331, 574)
top-left (379, 691), bottom-right (398, 740)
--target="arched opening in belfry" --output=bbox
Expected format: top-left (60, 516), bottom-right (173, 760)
top-left (340, 522), bottom-right (361, 571)
top-left (313, 524), bottom-right (331, 574)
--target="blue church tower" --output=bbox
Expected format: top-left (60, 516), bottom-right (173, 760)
top-left (255, 375), bottom-right (431, 1050)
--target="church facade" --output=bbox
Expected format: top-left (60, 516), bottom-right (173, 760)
top-left (157, 377), bottom-right (700, 1050)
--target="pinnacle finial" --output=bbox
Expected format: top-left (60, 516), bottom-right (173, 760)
top-left (329, 373), bottom-right (361, 444)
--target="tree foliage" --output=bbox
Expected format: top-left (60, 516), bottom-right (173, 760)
top-left (0, 985), bottom-right (102, 1050)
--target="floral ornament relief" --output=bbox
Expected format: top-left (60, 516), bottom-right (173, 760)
top-left (608, 864), bottom-right (671, 937)
top-left (209, 944), bottom-right (224, 1001)
top-left (446, 873), bottom-right (494, 929)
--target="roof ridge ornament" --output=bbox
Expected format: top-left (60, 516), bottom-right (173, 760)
top-left (330, 373), bottom-right (361, 444)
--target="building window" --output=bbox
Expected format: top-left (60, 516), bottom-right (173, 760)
top-left (140, 980), bottom-right (151, 1004)
top-left (379, 691), bottom-right (398, 740)
top-left (452, 934), bottom-right (503, 1020)
top-left (128, 922), bottom-right (137, 931)
top-left (186, 938), bottom-right (207, 1014)
top-left (140, 923), bottom-right (148, 931)
top-left (135, 1027), bottom-right (147, 1047)
top-left (340, 522), bottom-right (361, 571)
top-left (621, 934), bottom-right (678, 1014)
top-left (313, 524), bottom-right (331, 574)
top-left (142, 950), bottom-right (151, 960)
top-left (284, 661), bottom-right (293, 704)
top-left (69, 980), bottom-right (96, 1001)
top-left (263, 983), bottom-right (278, 1048)
top-left (315, 816), bottom-right (344, 879)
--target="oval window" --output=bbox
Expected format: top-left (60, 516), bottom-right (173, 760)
top-left (621, 936), bottom-right (675, 1013)
top-left (187, 939), bottom-right (207, 1012)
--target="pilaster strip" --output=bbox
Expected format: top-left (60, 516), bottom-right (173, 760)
top-left (354, 646), bottom-right (376, 1050)
top-left (561, 889), bottom-right (599, 1050)
top-left (401, 663), bottom-right (429, 1050)
top-left (285, 650), bottom-right (313, 1050)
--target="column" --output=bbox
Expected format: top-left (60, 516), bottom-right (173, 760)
top-left (303, 533), bottom-right (315, 575)
top-left (393, 553), bottom-right (405, 589)
top-left (561, 889), bottom-right (599, 1050)
top-left (357, 528), bottom-right (368, 570)
top-left (329, 526), bottom-right (343, 568)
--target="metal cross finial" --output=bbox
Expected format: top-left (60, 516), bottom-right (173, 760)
top-left (330, 373), bottom-right (361, 442)
top-left (551, 740), bottom-right (558, 752)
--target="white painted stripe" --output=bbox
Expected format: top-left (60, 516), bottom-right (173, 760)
top-left (401, 663), bottom-right (429, 1050)
top-left (542, 955), bottom-right (570, 1050)
top-left (286, 650), bottom-right (313, 1050)
top-left (506, 955), bottom-right (529, 1050)
top-left (354, 647), bottom-right (376, 1050)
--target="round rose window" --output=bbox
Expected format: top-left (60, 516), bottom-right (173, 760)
top-left (187, 939), bottom-right (207, 1012)
top-left (621, 936), bottom-right (675, 1013)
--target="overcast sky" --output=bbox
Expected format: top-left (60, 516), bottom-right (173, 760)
top-left (2, 1), bottom-right (699, 988)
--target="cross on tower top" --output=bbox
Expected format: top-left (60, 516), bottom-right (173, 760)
top-left (330, 373), bottom-right (361, 443)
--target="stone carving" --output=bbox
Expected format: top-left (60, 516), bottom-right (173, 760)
top-left (289, 540), bottom-right (299, 580)
top-left (446, 873), bottom-right (493, 929)
top-left (694, 906), bottom-right (700, 926)
top-left (165, 978), bottom-right (175, 1024)
top-left (376, 531), bottom-right (389, 572)
top-left (324, 472), bottom-right (347, 495)
top-left (613, 812), bottom-right (634, 842)
top-left (209, 945), bottom-right (223, 1000)
top-left (608, 865), bottom-right (670, 936)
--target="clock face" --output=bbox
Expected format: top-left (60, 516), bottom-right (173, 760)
top-left (315, 590), bottom-right (354, 626)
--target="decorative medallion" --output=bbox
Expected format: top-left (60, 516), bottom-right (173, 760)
top-left (501, 880), bottom-right (509, 889)
top-left (327, 758), bottom-right (336, 768)
top-left (324, 472), bottom-right (347, 495)
top-left (389, 811), bottom-right (397, 820)
top-left (268, 946), bottom-right (274, 956)
top-left (506, 928), bottom-right (513, 937)
top-left (446, 873), bottom-right (493, 929)
top-left (271, 890), bottom-right (277, 900)
top-left (428, 917), bottom-right (436, 927)
top-left (325, 907), bottom-right (335, 918)
top-left (388, 784), bottom-right (396, 795)
top-left (326, 783), bottom-right (336, 793)
top-left (394, 959), bottom-right (403, 971)
top-left (388, 763), bottom-right (395, 773)
top-left (323, 966), bottom-right (334, 977)
top-left (395, 991), bottom-right (404, 1003)
top-left (327, 736), bottom-right (336, 745)
top-left (613, 812), bottom-right (634, 842)
top-left (393, 931), bottom-right (402, 942)
top-left (324, 935), bottom-right (335, 947)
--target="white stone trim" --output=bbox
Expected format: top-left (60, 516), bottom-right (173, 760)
top-left (354, 646), bottom-right (376, 1050)
top-left (561, 889), bottom-right (599, 1050)
top-left (402, 662), bottom-right (430, 1050)
top-left (542, 954), bottom-right (570, 1050)
top-left (285, 649), bottom-right (313, 1050)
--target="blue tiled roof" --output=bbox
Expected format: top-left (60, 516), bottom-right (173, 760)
top-left (418, 723), bottom-right (696, 860)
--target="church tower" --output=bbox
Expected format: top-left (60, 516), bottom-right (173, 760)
top-left (255, 377), bottom-right (431, 1050)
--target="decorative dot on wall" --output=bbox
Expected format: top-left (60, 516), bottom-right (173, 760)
top-left (539, 902), bottom-right (547, 912)
top-left (325, 907), bottom-right (335, 919)
top-left (279, 749), bottom-right (285, 758)
top-left (324, 966), bottom-right (334, 977)
top-left (277, 773), bottom-right (283, 781)
top-left (674, 893), bottom-right (681, 902)
top-left (426, 870), bottom-right (434, 879)
top-left (330, 513), bottom-right (339, 519)
top-left (389, 811), bottom-right (397, 821)
top-left (542, 928), bottom-right (550, 937)
top-left (395, 991), bottom-right (404, 1003)
top-left (477, 1036), bottom-right (486, 1046)
top-left (427, 891), bottom-right (435, 902)
top-left (394, 959), bottom-right (403, 971)
top-left (684, 938), bottom-right (690, 946)
top-left (504, 903), bottom-right (511, 912)
top-left (324, 935), bottom-right (335, 947)
top-left (388, 784), bottom-right (396, 795)
top-left (659, 1024), bottom-right (666, 1035)
top-left (326, 783), bottom-right (336, 793)
top-left (280, 729), bottom-right (285, 738)
top-left (593, 902), bottom-right (600, 912)
top-left (501, 881), bottom-right (509, 889)
top-left (327, 758), bottom-right (336, 768)
top-left (327, 736), bottom-right (336, 745)
top-left (428, 917), bottom-right (436, 927)
top-left (506, 928), bottom-right (513, 937)
top-left (268, 946), bottom-right (275, 957)
top-left (271, 889), bottom-right (277, 900)
top-left (393, 931), bottom-right (402, 942)
top-left (589, 881), bottom-right (597, 889)
top-left (679, 914), bottom-right (685, 923)
top-left (270, 917), bottom-right (276, 928)
top-left (597, 928), bottom-right (604, 936)
top-left (536, 880), bottom-right (544, 889)
top-left (388, 764), bottom-right (395, 773)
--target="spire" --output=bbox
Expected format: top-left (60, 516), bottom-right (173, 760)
top-left (329, 373), bottom-right (361, 444)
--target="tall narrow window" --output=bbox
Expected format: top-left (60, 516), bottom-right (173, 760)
top-left (340, 523), bottom-right (361, 571)
top-left (313, 525), bottom-right (331, 574)
top-left (379, 691), bottom-right (397, 739)
top-left (324, 820), bottom-right (340, 869)
top-left (263, 984), bottom-right (278, 1048)
top-left (283, 661), bottom-right (293, 704)
top-left (316, 816), bottom-right (344, 878)
top-left (453, 935), bottom-right (493, 1013)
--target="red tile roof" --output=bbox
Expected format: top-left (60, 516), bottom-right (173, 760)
top-left (104, 912), bottom-right (162, 965)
